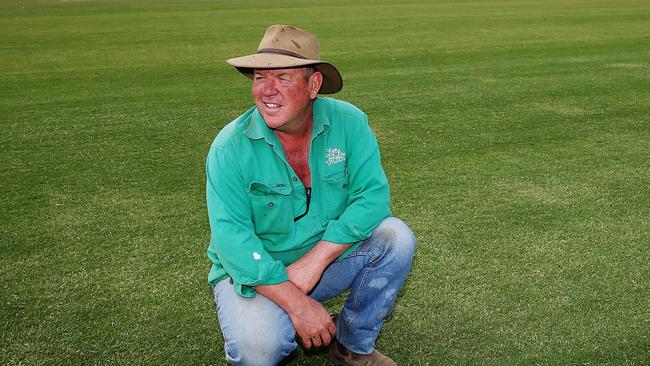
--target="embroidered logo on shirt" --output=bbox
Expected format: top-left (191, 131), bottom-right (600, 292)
top-left (325, 148), bottom-right (346, 165)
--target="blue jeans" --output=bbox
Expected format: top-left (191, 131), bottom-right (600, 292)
top-left (212, 217), bottom-right (416, 366)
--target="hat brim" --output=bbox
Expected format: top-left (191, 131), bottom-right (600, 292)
top-left (227, 53), bottom-right (342, 94)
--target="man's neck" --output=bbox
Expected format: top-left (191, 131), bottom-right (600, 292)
top-left (272, 99), bottom-right (314, 142)
top-left (274, 116), bottom-right (313, 187)
top-left (275, 120), bottom-right (312, 145)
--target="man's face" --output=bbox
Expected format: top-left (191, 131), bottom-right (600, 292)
top-left (252, 68), bottom-right (321, 132)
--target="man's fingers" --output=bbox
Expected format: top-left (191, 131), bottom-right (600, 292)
top-left (328, 318), bottom-right (336, 336)
top-left (320, 330), bottom-right (332, 347)
top-left (304, 332), bottom-right (330, 349)
top-left (300, 326), bottom-right (334, 349)
top-left (300, 334), bottom-right (313, 349)
top-left (292, 300), bottom-right (337, 349)
top-left (311, 335), bottom-right (323, 348)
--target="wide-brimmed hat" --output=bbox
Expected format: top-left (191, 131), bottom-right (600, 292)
top-left (227, 25), bottom-right (343, 94)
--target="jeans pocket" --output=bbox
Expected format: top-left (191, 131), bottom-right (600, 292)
top-left (248, 181), bottom-right (293, 234)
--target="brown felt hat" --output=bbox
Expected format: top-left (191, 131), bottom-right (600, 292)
top-left (227, 25), bottom-right (343, 94)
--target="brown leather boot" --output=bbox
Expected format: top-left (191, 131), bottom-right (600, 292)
top-left (328, 339), bottom-right (397, 366)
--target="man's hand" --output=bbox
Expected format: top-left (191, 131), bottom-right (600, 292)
top-left (255, 241), bottom-right (350, 348)
top-left (287, 240), bottom-right (352, 294)
top-left (256, 281), bottom-right (335, 348)
top-left (288, 296), bottom-right (336, 348)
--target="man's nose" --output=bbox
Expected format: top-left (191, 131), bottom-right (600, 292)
top-left (261, 78), bottom-right (278, 95)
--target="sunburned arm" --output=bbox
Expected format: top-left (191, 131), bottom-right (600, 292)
top-left (255, 281), bottom-right (335, 348)
top-left (254, 241), bottom-right (349, 348)
top-left (287, 240), bottom-right (351, 294)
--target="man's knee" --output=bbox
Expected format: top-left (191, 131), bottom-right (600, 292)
top-left (213, 281), bottom-right (297, 365)
top-left (373, 217), bottom-right (416, 262)
top-left (224, 332), bottom-right (296, 366)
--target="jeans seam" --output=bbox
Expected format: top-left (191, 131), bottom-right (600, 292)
top-left (352, 251), bottom-right (379, 309)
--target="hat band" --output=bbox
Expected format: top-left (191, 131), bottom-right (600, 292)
top-left (257, 48), bottom-right (308, 60)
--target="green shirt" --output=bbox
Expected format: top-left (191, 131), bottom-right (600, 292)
top-left (206, 97), bottom-right (391, 297)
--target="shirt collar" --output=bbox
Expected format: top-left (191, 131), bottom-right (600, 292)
top-left (244, 108), bottom-right (276, 144)
top-left (243, 98), bottom-right (331, 144)
top-left (312, 98), bottom-right (331, 139)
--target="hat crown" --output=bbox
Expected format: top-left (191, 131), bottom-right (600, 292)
top-left (227, 24), bottom-right (342, 94)
top-left (257, 25), bottom-right (320, 60)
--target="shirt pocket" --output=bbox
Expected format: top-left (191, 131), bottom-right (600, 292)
top-left (322, 169), bottom-right (349, 220)
top-left (247, 181), bottom-right (293, 235)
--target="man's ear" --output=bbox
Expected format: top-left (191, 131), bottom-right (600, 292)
top-left (309, 71), bottom-right (323, 99)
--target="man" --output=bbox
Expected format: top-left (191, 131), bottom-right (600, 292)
top-left (206, 25), bottom-right (415, 366)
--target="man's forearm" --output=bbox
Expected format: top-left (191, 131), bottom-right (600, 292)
top-left (299, 240), bottom-right (351, 271)
top-left (255, 281), bottom-right (310, 314)
top-left (287, 240), bottom-right (351, 293)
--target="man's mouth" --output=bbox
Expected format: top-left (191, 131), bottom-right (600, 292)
top-left (263, 102), bottom-right (281, 109)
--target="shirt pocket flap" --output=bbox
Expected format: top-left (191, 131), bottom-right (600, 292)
top-left (247, 181), bottom-right (292, 196)
top-left (247, 181), bottom-right (293, 235)
top-left (322, 169), bottom-right (348, 186)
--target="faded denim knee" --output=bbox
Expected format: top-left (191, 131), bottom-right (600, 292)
top-left (371, 217), bottom-right (416, 267)
top-left (213, 279), bottom-right (297, 366)
top-left (224, 332), bottom-right (296, 366)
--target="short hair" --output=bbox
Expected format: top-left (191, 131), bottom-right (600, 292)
top-left (302, 66), bottom-right (317, 80)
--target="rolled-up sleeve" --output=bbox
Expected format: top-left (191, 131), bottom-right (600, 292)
top-left (322, 115), bottom-right (391, 244)
top-left (206, 145), bottom-right (288, 297)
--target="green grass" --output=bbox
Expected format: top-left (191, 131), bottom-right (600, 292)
top-left (1, 0), bottom-right (649, 364)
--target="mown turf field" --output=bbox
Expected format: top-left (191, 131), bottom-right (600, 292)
top-left (1, 0), bottom-right (649, 364)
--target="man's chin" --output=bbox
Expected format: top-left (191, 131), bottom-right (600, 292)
top-left (264, 120), bottom-right (287, 130)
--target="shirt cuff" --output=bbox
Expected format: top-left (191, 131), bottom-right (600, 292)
top-left (322, 219), bottom-right (366, 244)
top-left (232, 260), bottom-right (289, 298)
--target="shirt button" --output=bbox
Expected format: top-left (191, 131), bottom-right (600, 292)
top-left (292, 177), bottom-right (298, 182)
top-left (268, 202), bottom-right (274, 207)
